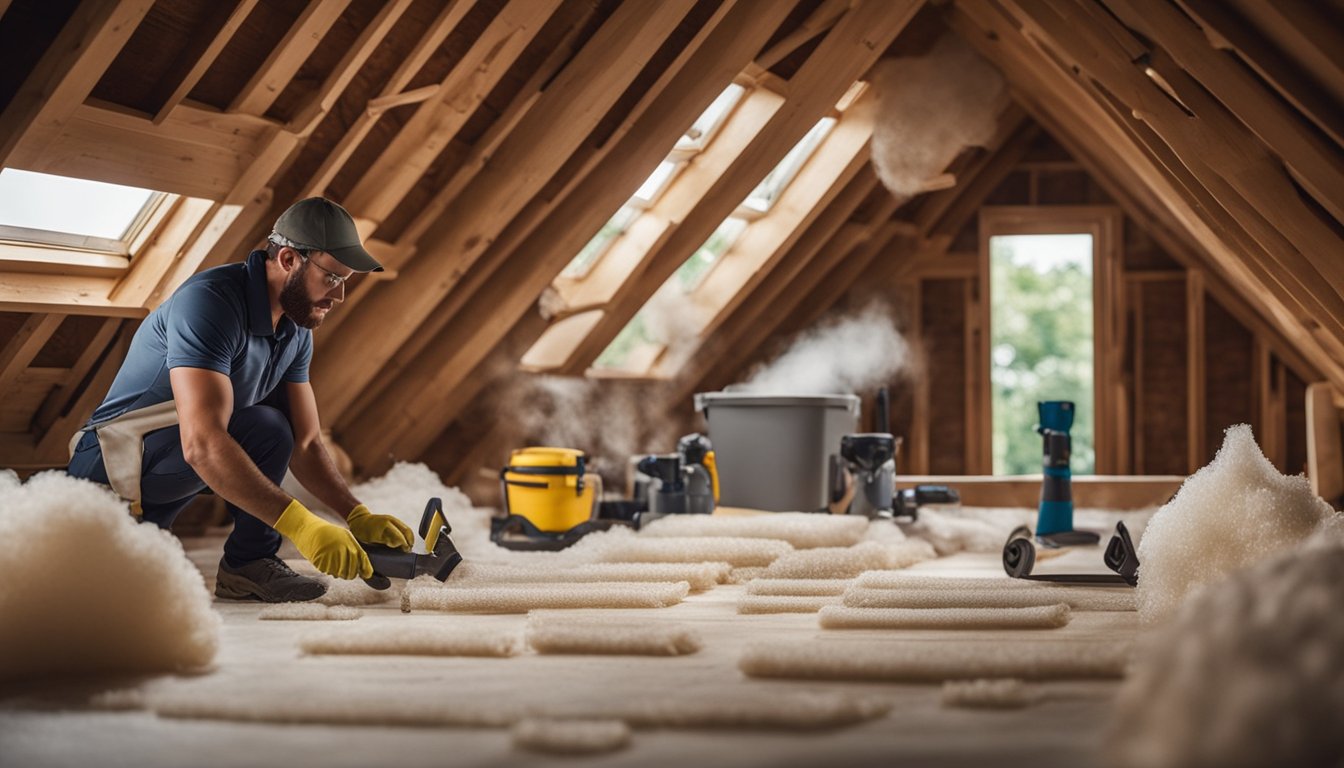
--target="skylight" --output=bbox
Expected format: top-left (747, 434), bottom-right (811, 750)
top-left (675, 217), bottom-right (749, 291)
top-left (632, 160), bottom-right (680, 206)
top-left (561, 204), bottom-right (640, 278)
top-left (675, 83), bottom-right (746, 152)
top-left (741, 117), bottom-right (836, 213)
top-left (0, 169), bottom-right (161, 250)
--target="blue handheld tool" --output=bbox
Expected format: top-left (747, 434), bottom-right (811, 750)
top-left (1035, 401), bottom-right (1099, 545)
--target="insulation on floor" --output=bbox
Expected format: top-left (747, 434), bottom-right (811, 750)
top-left (401, 581), bottom-right (691, 613)
top-left (737, 595), bottom-right (844, 614)
top-left (941, 679), bottom-right (1041, 709)
top-left (745, 579), bottom-right (853, 596)
top-left (761, 540), bottom-right (935, 579)
top-left (0, 471), bottom-right (219, 682)
top-left (842, 585), bottom-right (1136, 612)
top-left (258, 604), bottom-right (362, 621)
top-left (573, 528), bottom-right (793, 567)
top-left (817, 604), bottom-right (1071, 630)
top-left (318, 579), bottom-right (397, 607)
top-left (1134, 424), bottom-right (1338, 624)
top-left (1108, 537), bottom-right (1344, 768)
top-left (525, 616), bottom-right (702, 656)
top-left (300, 625), bottom-right (522, 657)
top-left (450, 561), bottom-right (729, 591)
top-left (739, 639), bottom-right (1131, 681)
top-left (512, 718), bottom-right (631, 755)
top-left (136, 685), bottom-right (891, 731)
top-left (855, 572), bottom-right (1063, 591)
top-left (638, 513), bottom-right (869, 549)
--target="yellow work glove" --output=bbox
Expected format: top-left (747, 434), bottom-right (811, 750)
top-left (273, 499), bottom-right (373, 580)
top-left (346, 504), bottom-right (415, 551)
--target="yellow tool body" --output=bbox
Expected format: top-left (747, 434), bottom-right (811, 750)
top-left (500, 447), bottom-right (599, 532)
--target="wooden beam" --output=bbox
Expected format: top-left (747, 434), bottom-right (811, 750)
top-left (10, 101), bottom-right (276, 200)
top-left (564, 0), bottom-right (922, 375)
top-left (0, 0), bottom-right (152, 166)
top-left (649, 103), bottom-right (876, 369)
top-left (1013, 0), bottom-right (1344, 333)
top-left (1306, 381), bottom-right (1344, 506)
top-left (332, 1), bottom-right (802, 470)
top-left (557, 87), bottom-right (785, 313)
top-left (0, 273), bottom-right (145, 317)
top-left (150, 0), bottom-right (259, 124)
top-left (1175, 0), bottom-right (1343, 149)
top-left (341, 0), bottom-right (559, 229)
top-left (228, 0), bottom-right (351, 116)
top-left (951, 0), bottom-right (1344, 390)
top-left (755, 0), bottom-right (850, 71)
top-left (31, 318), bottom-right (121, 437)
top-left (314, 0), bottom-right (700, 418)
top-left (1102, 0), bottom-right (1344, 225)
top-left (35, 325), bottom-right (133, 462)
top-left (302, 0), bottom-right (476, 197)
top-left (666, 169), bottom-right (885, 402)
top-left (0, 314), bottom-right (65, 398)
top-left (285, 0), bottom-right (417, 135)
top-left (1186, 269), bottom-right (1206, 472)
top-left (110, 196), bottom-right (216, 306)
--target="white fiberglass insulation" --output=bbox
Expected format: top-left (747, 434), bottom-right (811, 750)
top-left (1135, 425), bottom-right (1337, 624)
top-left (0, 470), bottom-right (219, 683)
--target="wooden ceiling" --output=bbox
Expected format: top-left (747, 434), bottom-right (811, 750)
top-left (0, 0), bottom-right (1340, 480)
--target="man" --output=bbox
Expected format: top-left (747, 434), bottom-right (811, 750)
top-left (68, 197), bottom-right (413, 602)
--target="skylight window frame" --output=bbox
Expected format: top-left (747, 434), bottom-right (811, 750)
top-left (0, 169), bottom-right (170, 259)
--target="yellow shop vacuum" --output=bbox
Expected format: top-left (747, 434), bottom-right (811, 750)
top-left (491, 447), bottom-right (614, 550)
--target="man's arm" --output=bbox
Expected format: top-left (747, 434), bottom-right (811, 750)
top-left (285, 380), bottom-right (413, 551)
top-left (170, 367), bottom-right (290, 525)
top-left (284, 380), bottom-right (359, 513)
top-left (170, 367), bottom-right (374, 578)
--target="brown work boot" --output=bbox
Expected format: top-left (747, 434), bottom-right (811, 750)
top-left (214, 556), bottom-right (328, 602)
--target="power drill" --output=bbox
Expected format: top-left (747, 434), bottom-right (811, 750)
top-left (1035, 401), bottom-right (1098, 545)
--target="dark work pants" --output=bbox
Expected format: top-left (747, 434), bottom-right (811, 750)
top-left (67, 405), bottom-right (294, 564)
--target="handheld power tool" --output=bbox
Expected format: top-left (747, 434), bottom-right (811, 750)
top-left (1035, 400), bottom-right (1099, 546)
top-left (360, 497), bottom-right (463, 590)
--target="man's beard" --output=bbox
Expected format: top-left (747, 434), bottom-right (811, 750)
top-left (279, 264), bottom-right (329, 329)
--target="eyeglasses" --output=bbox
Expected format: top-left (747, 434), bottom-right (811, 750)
top-left (298, 252), bottom-right (351, 289)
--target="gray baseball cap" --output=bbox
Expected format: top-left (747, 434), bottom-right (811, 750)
top-left (272, 197), bottom-right (383, 272)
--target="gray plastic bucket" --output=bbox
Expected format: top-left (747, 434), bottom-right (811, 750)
top-left (694, 392), bottom-right (861, 512)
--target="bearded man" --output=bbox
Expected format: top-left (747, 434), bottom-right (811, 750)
top-left (67, 198), bottom-right (412, 602)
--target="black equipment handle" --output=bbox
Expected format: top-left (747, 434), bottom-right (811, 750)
top-left (1002, 525), bottom-right (1139, 586)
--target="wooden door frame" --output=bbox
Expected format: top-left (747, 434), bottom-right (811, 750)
top-left (977, 206), bottom-right (1124, 475)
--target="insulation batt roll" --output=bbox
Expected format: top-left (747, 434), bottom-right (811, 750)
top-left (842, 585), bottom-right (1136, 612)
top-left (740, 639), bottom-right (1131, 681)
top-left (401, 581), bottom-right (691, 613)
top-left (737, 595), bottom-right (843, 614)
top-left (818, 604), bottom-right (1071, 630)
top-left (525, 616), bottom-right (702, 656)
top-left (638, 513), bottom-right (869, 549)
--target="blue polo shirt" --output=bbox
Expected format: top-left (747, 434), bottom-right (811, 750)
top-left (85, 250), bottom-right (312, 427)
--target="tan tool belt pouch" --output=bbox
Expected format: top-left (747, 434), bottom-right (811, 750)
top-left (68, 400), bottom-right (180, 515)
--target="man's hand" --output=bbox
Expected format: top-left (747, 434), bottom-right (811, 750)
top-left (274, 499), bottom-right (373, 580)
top-left (346, 504), bottom-right (414, 551)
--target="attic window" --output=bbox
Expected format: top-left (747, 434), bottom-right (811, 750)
top-left (674, 83), bottom-right (746, 153)
top-left (561, 204), bottom-right (639, 279)
top-left (675, 216), bottom-right (749, 291)
top-left (740, 117), bottom-right (835, 214)
top-left (0, 168), bottom-right (164, 255)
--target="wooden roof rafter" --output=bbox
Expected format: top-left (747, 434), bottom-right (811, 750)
top-left (312, 0), bottom-right (703, 420)
top-left (331, 0), bottom-right (808, 474)
top-left (551, 0), bottom-right (924, 378)
top-left (949, 0), bottom-right (1344, 390)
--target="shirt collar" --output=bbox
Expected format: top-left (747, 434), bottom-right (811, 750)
top-left (245, 250), bottom-right (295, 338)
